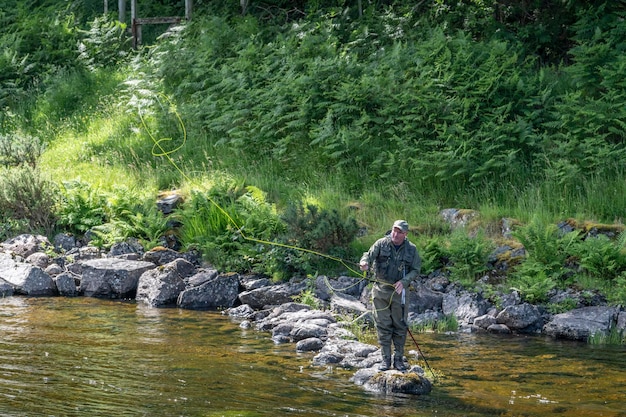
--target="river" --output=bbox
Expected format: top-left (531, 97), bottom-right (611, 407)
top-left (0, 296), bottom-right (624, 416)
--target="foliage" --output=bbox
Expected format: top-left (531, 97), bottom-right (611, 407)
top-left (281, 202), bottom-right (359, 259)
top-left (0, 166), bottom-right (58, 235)
top-left (570, 233), bottom-right (626, 281)
top-left (512, 219), bottom-right (580, 286)
top-left (176, 182), bottom-right (287, 274)
top-left (89, 203), bottom-right (170, 250)
top-left (3, 0), bottom-right (626, 306)
top-left (411, 314), bottom-right (459, 333)
top-left (419, 237), bottom-right (450, 275)
top-left (77, 15), bottom-right (130, 71)
top-left (446, 229), bottom-right (494, 286)
top-left (546, 298), bottom-right (578, 314)
top-left (0, 132), bottom-right (45, 168)
top-left (509, 267), bottom-right (557, 304)
top-left (56, 180), bottom-right (107, 235)
top-left (588, 326), bottom-right (626, 345)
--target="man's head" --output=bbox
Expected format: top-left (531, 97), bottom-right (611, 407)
top-left (390, 220), bottom-right (409, 245)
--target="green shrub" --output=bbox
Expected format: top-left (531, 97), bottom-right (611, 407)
top-left (419, 236), bottom-right (450, 275)
top-left (56, 180), bottom-right (107, 235)
top-left (570, 233), bottom-right (626, 281)
top-left (447, 229), bottom-right (494, 286)
top-left (0, 131), bottom-right (45, 168)
top-left (509, 266), bottom-right (556, 304)
top-left (512, 219), bottom-right (580, 285)
top-left (280, 201), bottom-right (359, 259)
top-left (77, 15), bottom-right (130, 71)
top-left (0, 166), bottom-right (58, 234)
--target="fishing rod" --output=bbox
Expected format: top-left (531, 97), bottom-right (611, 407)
top-left (402, 285), bottom-right (436, 381)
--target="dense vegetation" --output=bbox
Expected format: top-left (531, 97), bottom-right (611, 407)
top-left (1, 0), bottom-right (626, 309)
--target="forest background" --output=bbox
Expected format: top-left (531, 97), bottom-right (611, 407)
top-left (1, 0), bottom-right (626, 311)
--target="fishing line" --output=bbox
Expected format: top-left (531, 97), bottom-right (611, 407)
top-left (139, 95), bottom-right (435, 377)
top-left (137, 94), bottom-right (366, 280)
top-left (138, 95), bottom-right (401, 314)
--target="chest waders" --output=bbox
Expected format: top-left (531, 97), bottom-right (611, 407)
top-left (372, 258), bottom-right (409, 371)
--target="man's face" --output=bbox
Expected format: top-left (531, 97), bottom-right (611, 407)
top-left (390, 227), bottom-right (407, 245)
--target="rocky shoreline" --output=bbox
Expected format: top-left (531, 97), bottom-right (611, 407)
top-left (1, 232), bottom-right (624, 395)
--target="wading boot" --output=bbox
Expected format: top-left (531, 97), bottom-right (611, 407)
top-left (378, 357), bottom-right (391, 371)
top-left (394, 355), bottom-right (408, 371)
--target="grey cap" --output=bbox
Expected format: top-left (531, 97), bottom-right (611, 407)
top-left (392, 220), bottom-right (409, 232)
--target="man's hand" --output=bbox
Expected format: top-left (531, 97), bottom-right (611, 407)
top-left (394, 281), bottom-right (404, 294)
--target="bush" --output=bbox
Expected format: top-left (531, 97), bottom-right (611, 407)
top-left (56, 180), bottom-right (107, 235)
top-left (0, 166), bottom-right (58, 234)
top-left (446, 229), bottom-right (494, 286)
top-left (0, 132), bottom-right (45, 168)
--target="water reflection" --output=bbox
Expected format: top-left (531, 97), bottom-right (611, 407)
top-left (0, 297), bottom-right (624, 417)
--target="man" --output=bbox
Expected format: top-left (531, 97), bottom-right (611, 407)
top-left (359, 220), bottom-right (421, 371)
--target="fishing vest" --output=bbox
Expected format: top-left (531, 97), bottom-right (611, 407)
top-left (373, 237), bottom-right (417, 284)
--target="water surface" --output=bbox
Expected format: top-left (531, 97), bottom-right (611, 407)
top-left (0, 297), bottom-right (624, 416)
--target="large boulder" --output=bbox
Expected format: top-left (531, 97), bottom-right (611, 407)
top-left (238, 280), bottom-right (307, 309)
top-left (0, 279), bottom-right (14, 297)
top-left (0, 252), bottom-right (56, 296)
top-left (543, 306), bottom-right (620, 341)
top-left (54, 273), bottom-right (79, 297)
top-left (79, 258), bottom-right (156, 298)
top-left (1, 234), bottom-right (51, 258)
top-left (315, 275), bottom-right (367, 301)
top-left (496, 303), bottom-right (543, 332)
top-left (355, 369), bottom-right (433, 395)
top-left (442, 291), bottom-right (489, 326)
top-left (136, 259), bottom-right (194, 307)
top-left (177, 272), bottom-right (240, 310)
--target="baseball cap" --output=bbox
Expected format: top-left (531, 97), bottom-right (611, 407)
top-left (392, 220), bottom-right (409, 232)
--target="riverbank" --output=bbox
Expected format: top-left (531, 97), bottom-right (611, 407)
top-left (1, 231), bottom-right (625, 394)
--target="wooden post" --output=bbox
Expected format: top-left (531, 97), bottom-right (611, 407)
top-left (118, 0), bottom-right (126, 23)
top-left (185, 0), bottom-right (192, 20)
top-left (104, 0), bottom-right (108, 14)
top-left (131, 0), bottom-right (140, 49)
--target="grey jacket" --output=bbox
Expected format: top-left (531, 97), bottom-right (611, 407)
top-left (360, 235), bottom-right (421, 288)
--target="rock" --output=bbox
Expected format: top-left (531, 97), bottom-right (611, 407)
top-left (238, 281), bottom-right (307, 310)
top-left (442, 291), bottom-right (488, 326)
top-left (142, 247), bottom-right (184, 265)
top-left (440, 208), bottom-right (478, 229)
top-left (156, 192), bottom-right (183, 214)
top-left (45, 263), bottom-right (64, 276)
top-left (312, 338), bottom-right (379, 369)
top-left (0, 252), bottom-right (56, 296)
top-left (52, 233), bottom-right (78, 252)
top-left (226, 304), bottom-right (256, 319)
top-left (412, 283), bottom-right (444, 313)
top-left (186, 268), bottom-right (218, 287)
top-left (240, 275), bottom-right (271, 290)
top-left (54, 273), bottom-right (78, 297)
top-left (0, 279), bottom-right (14, 297)
top-left (177, 272), bottom-right (240, 310)
top-left (296, 337), bottom-right (324, 352)
top-left (315, 275), bottom-right (367, 301)
top-left (109, 239), bottom-right (144, 257)
top-left (473, 314), bottom-right (496, 329)
top-left (136, 259), bottom-right (192, 307)
top-left (543, 306), bottom-right (620, 341)
top-left (330, 292), bottom-right (368, 317)
top-left (617, 311), bottom-right (626, 334)
top-left (79, 258), bottom-right (156, 298)
top-left (487, 323), bottom-right (511, 334)
top-left (496, 303), bottom-right (543, 332)
top-left (1, 234), bottom-right (50, 258)
top-left (355, 369), bottom-right (433, 395)
top-left (26, 252), bottom-right (50, 269)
